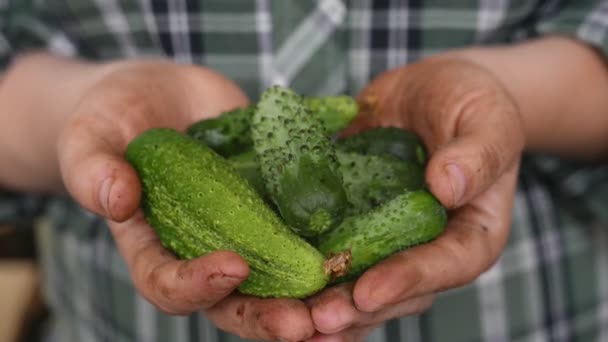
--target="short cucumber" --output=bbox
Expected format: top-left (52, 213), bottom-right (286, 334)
top-left (126, 128), bottom-right (331, 298)
top-left (187, 96), bottom-right (357, 156)
top-left (187, 107), bottom-right (253, 157)
top-left (337, 152), bottom-right (426, 214)
top-left (336, 127), bottom-right (427, 165)
top-left (302, 96), bottom-right (358, 134)
top-left (226, 150), bottom-right (266, 198)
top-left (251, 86), bottom-right (349, 237)
top-left (228, 149), bottom-right (426, 216)
top-left (317, 190), bottom-right (447, 281)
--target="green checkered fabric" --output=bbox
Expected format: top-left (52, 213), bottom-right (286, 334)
top-left (1, 1), bottom-right (608, 341)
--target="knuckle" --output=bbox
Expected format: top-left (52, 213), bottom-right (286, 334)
top-left (145, 264), bottom-right (176, 302)
top-left (145, 266), bottom-right (161, 292)
top-left (254, 308), bottom-right (282, 340)
top-left (478, 142), bottom-right (502, 181)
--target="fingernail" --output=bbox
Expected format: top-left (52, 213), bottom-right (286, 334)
top-left (99, 177), bottom-right (114, 217)
top-left (444, 163), bottom-right (466, 206)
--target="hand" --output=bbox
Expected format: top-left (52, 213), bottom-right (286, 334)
top-left (307, 57), bottom-right (525, 341)
top-left (57, 61), bottom-right (315, 341)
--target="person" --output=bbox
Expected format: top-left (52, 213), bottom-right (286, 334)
top-left (1, 0), bottom-right (608, 341)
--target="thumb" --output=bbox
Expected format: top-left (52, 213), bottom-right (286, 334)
top-left (55, 63), bottom-right (252, 222)
top-left (424, 110), bottom-right (524, 209)
top-left (58, 116), bottom-right (142, 222)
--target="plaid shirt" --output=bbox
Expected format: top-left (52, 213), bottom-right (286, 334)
top-left (2, 1), bottom-right (608, 341)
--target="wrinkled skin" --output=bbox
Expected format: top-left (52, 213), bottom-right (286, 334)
top-left (57, 56), bottom-right (523, 342)
top-left (305, 57), bottom-right (524, 341)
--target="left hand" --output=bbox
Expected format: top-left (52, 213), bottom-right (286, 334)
top-left (306, 56), bottom-right (524, 341)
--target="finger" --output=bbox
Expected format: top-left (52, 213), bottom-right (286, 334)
top-left (306, 325), bottom-right (377, 342)
top-left (309, 284), bottom-right (433, 334)
top-left (352, 60), bottom-right (525, 208)
top-left (57, 64), bottom-right (250, 222)
top-left (57, 105), bottom-right (155, 222)
top-left (308, 284), bottom-right (358, 334)
top-left (353, 165), bottom-right (518, 312)
top-left (108, 211), bottom-right (249, 314)
top-left (206, 294), bottom-right (315, 342)
top-left (339, 70), bottom-right (403, 138)
top-left (423, 95), bottom-right (524, 208)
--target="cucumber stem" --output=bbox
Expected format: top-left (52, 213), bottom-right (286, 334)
top-left (324, 249), bottom-right (352, 279)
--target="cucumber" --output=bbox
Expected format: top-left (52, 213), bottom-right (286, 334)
top-left (226, 150), bottom-right (266, 198)
top-left (302, 96), bottom-right (358, 134)
top-left (187, 96), bottom-right (358, 156)
top-left (337, 152), bottom-right (426, 214)
top-left (228, 149), bottom-right (426, 216)
top-left (251, 86), bottom-right (349, 237)
top-left (317, 190), bottom-right (447, 281)
top-left (125, 128), bottom-right (332, 298)
top-left (336, 127), bottom-right (427, 165)
top-left (187, 107), bottom-right (253, 157)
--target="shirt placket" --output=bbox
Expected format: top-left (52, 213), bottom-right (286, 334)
top-left (264, 0), bottom-right (348, 95)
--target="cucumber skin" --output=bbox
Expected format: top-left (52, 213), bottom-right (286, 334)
top-left (338, 152), bottom-right (426, 215)
top-left (251, 86), bottom-right (349, 237)
top-left (187, 107), bottom-right (253, 157)
top-left (302, 96), bottom-right (358, 134)
top-left (229, 150), bottom-right (426, 216)
top-left (226, 150), bottom-right (267, 198)
top-left (187, 95), bottom-right (357, 157)
top-left (317, 190), bottom-right (447, 281)
top-left (336, 127), bottom-right (427, 166)
top-left (125, 128), bottom-right (329, 298)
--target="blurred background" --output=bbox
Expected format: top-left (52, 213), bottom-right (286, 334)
top-left (0, 224), bottom-right (47, 342)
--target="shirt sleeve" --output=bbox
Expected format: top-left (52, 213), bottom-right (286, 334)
top-left (0, 0), bottom-right (78, 67)
top-left (526, 155), bottom-right (608, 225)
top-left (531, 1), bottom-right (608, 224)
top-left (0, 192), bottom-right (47, 226)
top-left (0, 1), bottom-right (77, 226)
top-left (536, 0), bottom-right (608, 56)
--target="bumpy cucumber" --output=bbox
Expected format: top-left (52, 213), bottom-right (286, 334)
top-left (125, 128), bottom-right (330, 298)
top-left (187, 107), bottom-right (253, 157)
top-left (336, 127), bottom-right (427, 165)
top-left (317, 190), bottom-right (447, 281)
top-left (187, 96), bottom-right (357, 156)
top-left (251, 86), bottom-right (349, 237)
top-left (228, 149), bottom-right (425, 215)
top-left (337, 152), bottom-right (426, 214)
top-left (302, 96), bottom-right (358, 134)
top-left (227, 150), bottom-right (266, 197)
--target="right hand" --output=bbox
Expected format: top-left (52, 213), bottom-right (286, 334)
top-left (57, 61), bottom-right (316, 341)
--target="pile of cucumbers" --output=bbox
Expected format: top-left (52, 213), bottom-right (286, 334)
top-left (125, 86), bottom-right (447, 299)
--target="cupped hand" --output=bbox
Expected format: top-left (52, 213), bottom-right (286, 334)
top-left (57, 61), bottom-right (315, 341)
top-left (307, 57), bottom-right (525, 341)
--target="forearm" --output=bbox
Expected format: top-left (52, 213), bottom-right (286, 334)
top-left (0, 52), bottom-right (118, 192)
top-left (450, 36), bottom-right (608, 160)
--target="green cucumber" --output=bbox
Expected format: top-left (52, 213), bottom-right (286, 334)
top-left (336, 127), bottom-right (427, 165)
top-left (187, 107), bottom-right (253, 157)
top-left (251, 86), bottom-right (349, 237)
top-left (226, 150), bottom-right (266, 198)
top-left (317, 190), bottom-right (447, 281)
top-left (126, 128), bottom-right (331, 298)
top-left (302, 96), bottom-right (358, 134)
top-left (187, 96), bottom-right (358, 156)
top-left (228, 149), bottom-right (425, 216)
top-left (337, 152), bottom-right (426, 214)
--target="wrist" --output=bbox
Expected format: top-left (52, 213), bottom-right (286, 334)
top-left (439, 37), bottom-right (608, 159)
